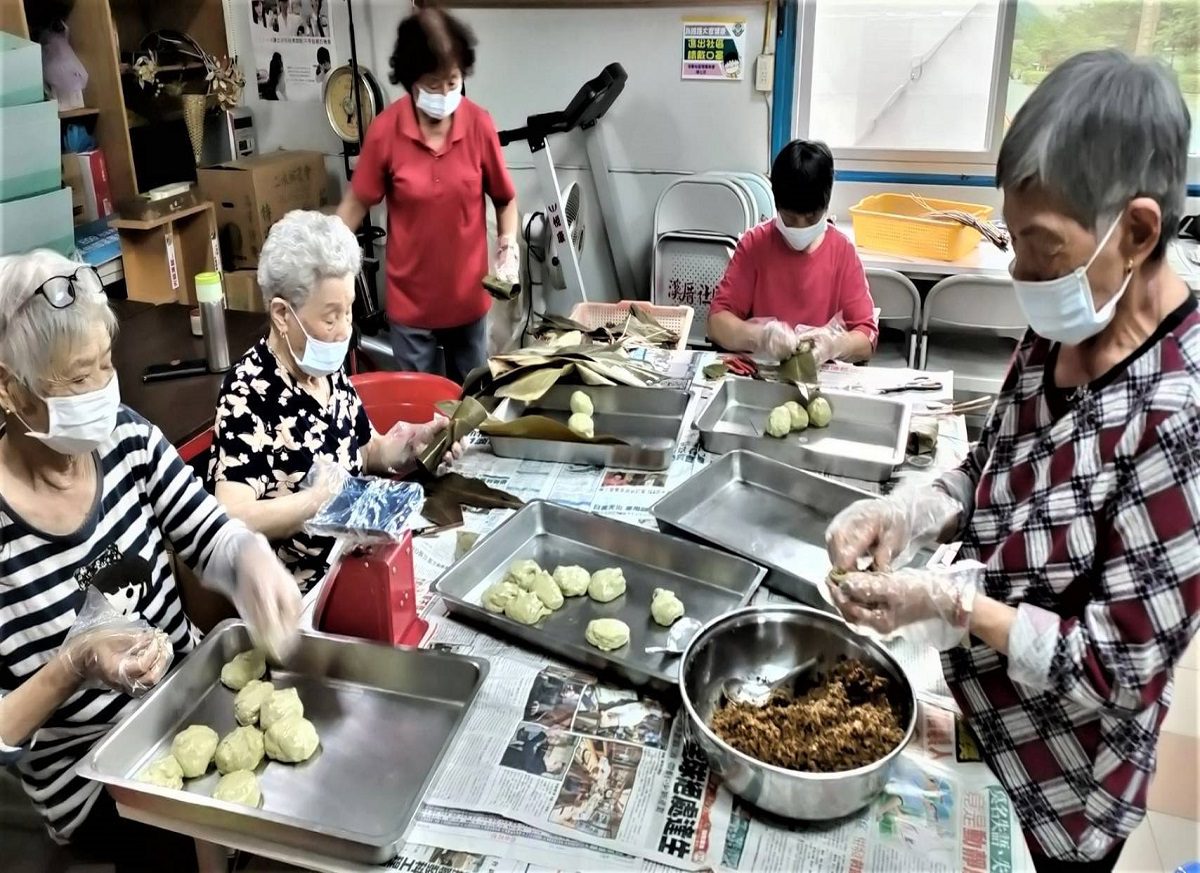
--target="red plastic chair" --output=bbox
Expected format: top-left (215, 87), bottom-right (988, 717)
top-left (350, 372), bottom-right (462, 433)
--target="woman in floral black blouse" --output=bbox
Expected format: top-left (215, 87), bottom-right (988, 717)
top-left (209, 211), bottom-right (459, 591)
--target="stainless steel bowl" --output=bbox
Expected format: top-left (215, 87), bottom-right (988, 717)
top-left (679, 605), bottom-right (917, 820)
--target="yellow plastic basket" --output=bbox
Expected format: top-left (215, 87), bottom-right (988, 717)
top-left (569, 302), bottom-right (694, 351)
top-left (849, 193), bottom-right (994, 262)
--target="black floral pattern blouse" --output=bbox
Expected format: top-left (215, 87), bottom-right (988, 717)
top-left (208, 338), bottom-right (373, 591)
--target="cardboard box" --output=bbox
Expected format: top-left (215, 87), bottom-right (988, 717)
top-left (62, 151), bottom-right (114, 222)
top-left (113, 202), bottom-right (219, 305)
top-left (0, 188), bottom-right (74, 256)
top-left (0, 33), bottom-right (43, 108)
top-left (223, 269), bottom-right (266, 313)
top-left (197, 150), bottom-right (328, 270)
top-left (0, 101), bottom-right (61, 202)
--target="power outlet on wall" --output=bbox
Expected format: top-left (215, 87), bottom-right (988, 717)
top-left (755, 54), bottom-right (775, 92)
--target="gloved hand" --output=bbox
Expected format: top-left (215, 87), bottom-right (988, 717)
top-left (301, 458), bottom-right (348, 514)
top-left (828, 562), bottom-right (983, 651)
top-left (59, 626), bottom-right (173, 697)
top-left (755, 320), bottom-right (800, 360)
top-left (495, 234), bottom-right (520, 286)
top-left (825, 485), bottom-right (962, 572)
top-left (797, 327), bottom-right (841, 364)
top-left (379, 414), bottom-right (464, 472)
top-left (228, 531), bottom-right (302, 661)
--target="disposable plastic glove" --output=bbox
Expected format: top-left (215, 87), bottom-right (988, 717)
top-left (828, 562), bottom-right (983, 651)
top-left (58, 588), bottom-right (173, 697)
top-left (755, 320), bottom-right (800, 360)
top-left (301, 458), bottom-right (348, 514)
top-left (825, 485), bottom-right (962, 572)
top-left (495, 234), bottom-right (520, 286)
top-left (379, 414), bottom-right (463, 472)
top-left (227, 531), bottom-right (302, 661)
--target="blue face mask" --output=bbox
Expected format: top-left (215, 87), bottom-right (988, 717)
top-left (284, 304), bottom-right (349, 377)
top-left (776, 215), bottom-right (827, 252)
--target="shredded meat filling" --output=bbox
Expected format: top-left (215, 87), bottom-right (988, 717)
top-left (710, 659), bottom-right (904, 773)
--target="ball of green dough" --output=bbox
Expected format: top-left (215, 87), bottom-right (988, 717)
top-left (784, 400), bottom-right (809, 431)
top-left (586, 618), bottom-right (631, 651)
top-left (807, 396), bottom-right (833, 428)
top-left (504, 590), bottom-right (550, 625)
top-left (259, 687), bottom-right (303, 731)
top-left (214, 726), bottom-right (264, 775)
top-left (503, 559), bottom-right (543, 590)
top-left (234, 679), bottom-right (275, 727)
top-left (170, 724), bottom-right (219, 778)
top-left (567, 412), bottom-right (594, 439)
top-left (212, 770), bottom-right (261, 807)
top-left (553, 565), bottom-right (590, 597)
top-left (482, 580), bottom-right (522, 614)
top-left (650, 588), bottom-right (686, 626)
top-left (766, 405), bottom-right (792, 438)
top-left (220, 649), bottom-right (267, 691)
top-left (137, 755), bottom-right (184, 790)
top-left (530, 570), bottom-right (564, 610)
top-left (588, 568), bottom-right (626, 603)
top-left (570, 390), bottom-right (594, 416)
top-left (264, 715), bottom-right (320, 763)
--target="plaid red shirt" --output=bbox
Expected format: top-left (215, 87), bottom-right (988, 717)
top-left (936, 297), bottom-right (1200, 863)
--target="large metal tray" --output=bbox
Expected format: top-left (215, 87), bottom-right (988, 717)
top-left (432, 500), bottom-right (765, 693)
top-left (78, 622), bottom-right (487, 864)
top-left (651, 451), bottom-right (874, 609)
top-left (694, 380), bottom-right (911, 482)
top-left (485, 384), bottom-right (690, 471)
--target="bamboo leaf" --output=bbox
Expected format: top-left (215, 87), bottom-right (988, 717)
top-left (494, 364), bottom-right (574, 402)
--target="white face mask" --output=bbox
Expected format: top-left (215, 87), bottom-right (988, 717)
top-left (18, 373), bottom-right (121, 456)
top-left (416, 85), bottom-right (462, 121)
top-left (284, 303), bottom-right (349, 377)
top-left (776, 215), bottom-right (827, 252)
top-left (1011, 215), bottom-right (1132, 345)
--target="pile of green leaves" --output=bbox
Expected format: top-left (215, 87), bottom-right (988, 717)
top-left (534, 304), bottom-right (680, 350)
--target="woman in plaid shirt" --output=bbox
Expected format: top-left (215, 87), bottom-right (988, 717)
top-left (827, 51), bottom-right (1198, 873)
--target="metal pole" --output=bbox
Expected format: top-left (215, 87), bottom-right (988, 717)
top-left (345, 0), bottom-right (366, 155)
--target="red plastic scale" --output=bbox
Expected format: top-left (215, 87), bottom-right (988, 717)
top-left (313, 532), bottom-right (428, 647)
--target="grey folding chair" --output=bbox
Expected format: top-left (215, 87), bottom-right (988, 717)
top-left (919, 275), bottom-right (1026, 398)
top-left (865, 268), bottom-right (921, 368)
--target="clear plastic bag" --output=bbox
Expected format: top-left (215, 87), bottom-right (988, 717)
top-left (305, 475), bottom-right (424, 541)
top-left (60, 588), bottom-right (173, 697)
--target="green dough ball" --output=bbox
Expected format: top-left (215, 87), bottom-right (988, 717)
top-left (587, 568), bottom-right (626, 603)
top-left (807, 397), bottom-right (833, 428)
top-left (530, 570), bottom-right (564, 611)
top-left (214, 726), bottom-right (264, 775)
top-left (234, 680), bottom-right (275, 727)
top-left (137, 755), bottom-right (184, 790)
top-left (766, 406), bottom-right (792, 438)
top-left (784, 400), bottom-right (809, 431)
top-left (170, 725), bottom-right (219, 778)
top-left (264, 715), bottom-right (320, 763)
top-left (503, 560), bottom-right (543, 590)
top-left (570, 390), bottom-right (594, 416)
top-left (567, 413), bottom-right (594, 439)
top-left (553, 565), bottom-right (591, 597)
top-left (259, 687), bottom-right (303, 731)
top-left (220, 650), bottom-right (267, 691)
top-left (482, 580), bottom-right (522, 613)
top-left (650, 588), bottom-right (686, 626)
top-left (505, 590), bottom-right (551, 625)
top-left (212, 770), bottom-right (261, 807)
top-left (586, 618), bottom-right (631, 651)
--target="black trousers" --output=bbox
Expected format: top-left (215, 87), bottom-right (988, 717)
top-left (1031, 842), bottom-right (1125, 873)
top-left (67, 790), bottom-right (200, 873)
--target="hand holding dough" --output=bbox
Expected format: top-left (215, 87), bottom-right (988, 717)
top-left (137, 755), bottom-right (184, 790)
top-left (212, 770), bottom-right (261, 807)
top-left (214, 726), bottom-right (265, 774)
top-left (586, 618), bottom-right (630, 651)
top-left (220, 649), bottom-right (267, 691)
top-left (552, 565), bottom-right (590, 597)
top-left (650, 588), bottom-right (686, 626)
top-left (530, 570), bottom-right (564, 610)
top-left (264, 715), bottom-right (320, 763)
top-left (482, 580), bottom-right (521, 614)
top-left (587, 568), bottom-right (626, 603)
top-left (505, 590), bottom-right (550, 625)
top-left (504, 560), bottom-right (543, 590)
top-left (259, 687), bottom-right (304, 731)
top-left (234, 679), bottom-right (276, 727)
top-left (170, 724), bottom-right (219, 778)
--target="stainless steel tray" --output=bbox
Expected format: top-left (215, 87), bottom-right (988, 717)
top-left (651, 451), bottom-right (874, 609)
top-left (432, 500), bottom-right (765, 693)
top-left (485, 385), bottom-right (690, 471)
top-left (694, 380), bottom-right (911, 482)
top-left (78, 622), bottom-right (487, 864)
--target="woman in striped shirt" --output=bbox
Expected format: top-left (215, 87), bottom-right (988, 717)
top-left (0, 250), bottom-right (302, 866)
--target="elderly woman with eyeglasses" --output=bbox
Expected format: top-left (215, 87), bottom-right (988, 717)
top-left (208, 210), bottom-right (458, 591)
top-left (0, 250), bottom-right (300, 864)
top-left (825, 51), bottom-right (1198, 872)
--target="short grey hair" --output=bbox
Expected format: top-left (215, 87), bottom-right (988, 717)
top-left (0, 250), bottom-right (117, 390)
top-left (997, 49), bottom-right (1190, 259)
top-left (257, 209), bottom-right (362, 309)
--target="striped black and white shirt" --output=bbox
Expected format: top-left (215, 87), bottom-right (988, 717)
top-left (0, 407), bottom-right (234, 842)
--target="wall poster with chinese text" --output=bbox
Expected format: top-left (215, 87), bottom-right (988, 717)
top-left (681, 18), bottom-right (747, 81)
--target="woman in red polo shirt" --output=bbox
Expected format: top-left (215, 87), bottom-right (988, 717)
top-left (337, 8), bottom-right (518, 382)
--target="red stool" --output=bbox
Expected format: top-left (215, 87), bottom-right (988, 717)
top-left (350, 371), bottom-right (461, 432)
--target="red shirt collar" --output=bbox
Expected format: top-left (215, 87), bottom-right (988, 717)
top-left (395, 94), bottom-right (468, 150)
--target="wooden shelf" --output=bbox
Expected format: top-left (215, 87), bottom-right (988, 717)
top-left (60, 106), bottom-right (101, 119)
top-left (111, 200), bottom-right (211, 231)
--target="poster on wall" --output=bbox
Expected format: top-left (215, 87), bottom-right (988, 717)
top-left (681, 17), bottom-right (747, 81)
top-left (247, 0), bottom-right (337, 102)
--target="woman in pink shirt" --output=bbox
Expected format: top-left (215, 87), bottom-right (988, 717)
top-left (707, 140), bottom-right (877, 363)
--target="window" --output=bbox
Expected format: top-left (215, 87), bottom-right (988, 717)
top-left (1007, 0), bottom-right (1200, 154)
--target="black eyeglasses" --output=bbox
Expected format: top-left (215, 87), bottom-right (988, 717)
top-left (27, 267), bottom-right (103, 310)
